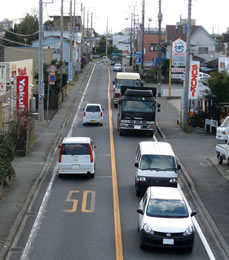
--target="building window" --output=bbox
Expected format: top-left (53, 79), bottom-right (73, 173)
top-left (150, 44), bottom-right (158, 52)
top-left (198, 47), bottom-right (208, 54)
top-left (54, 48), bottom-right (60, 54)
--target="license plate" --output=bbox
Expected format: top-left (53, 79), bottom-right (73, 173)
top-left (72, 164), bottom-right (80, 169)
top-left (163, 239), bottom-right (174, 245)
top-left (90, 120), bottom-right (96, 123)
top-left (134, 125), bottom-right (141, 129)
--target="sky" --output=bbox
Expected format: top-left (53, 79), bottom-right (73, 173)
top-left (0, 0), bottom-right (228, 35)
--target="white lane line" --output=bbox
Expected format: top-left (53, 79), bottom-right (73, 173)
top-left (178, 185), bottom-right (216, 260)
top-left (20, 64), bottom-right (96, 260)
top-left (68, 64), bottom-right (96, 137)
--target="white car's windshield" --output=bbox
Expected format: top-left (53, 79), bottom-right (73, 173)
top-left (146, 199), bottom-right (189, 218)
top-left (140, 155), bottom-right (176, 170)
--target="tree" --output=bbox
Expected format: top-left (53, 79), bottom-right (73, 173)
top-left (3, 13), bottom-right (38, 46)
top-left (208, 71), bottom-right (229, 102)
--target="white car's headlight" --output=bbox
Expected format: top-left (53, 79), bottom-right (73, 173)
top-left (137, 177), bottom-right (147, 182)
top-left (143, 223), bottom-right (154, 234)
top-left (183, 226), bottom-right (193, 236)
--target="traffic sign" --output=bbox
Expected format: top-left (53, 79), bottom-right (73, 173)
top-left (48, 74), bottom-right (56, 85)
top-left (49, 65), bottom-right (57, 73)
top-left (136, 52), bottom-right (141, 65)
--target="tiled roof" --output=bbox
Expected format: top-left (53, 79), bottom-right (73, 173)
top-left (166, 25), bottom-right (200, 41)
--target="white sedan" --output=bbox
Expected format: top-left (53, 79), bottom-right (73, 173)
top-left (83, 103), bottom-right (104, 126)
top-left (137, 186), bottom-right (197, 252)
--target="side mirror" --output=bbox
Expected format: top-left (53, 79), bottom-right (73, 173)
top-left (58, 145), bottom-right (61, 148)
top-left (94, 145), bottom-right (97, 149)
top-left (177, 165), bottom-right (181, 170)
top-left (135, 162), bottom-right (139, 168)
top-left (136, 208), bottom-right (143, 215)
top-left (113, 80), bottom-right (115, 85)
top-left (82, 108), bottom-right (85, 111)
top-left (103, 108), bottom-right (104, 111)
top-left (191, 211), bottom-right (197, 217)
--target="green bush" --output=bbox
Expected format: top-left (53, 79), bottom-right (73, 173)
top-left (0, 134), bottom-right (15, 186)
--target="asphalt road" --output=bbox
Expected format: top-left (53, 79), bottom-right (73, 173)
top-left (7, 62), bottom-right (214, 259)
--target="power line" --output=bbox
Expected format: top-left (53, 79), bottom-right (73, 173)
top-left (0, 36), bottom-right (33, 46)
top-left (0, 27), bottom-right (39, 37)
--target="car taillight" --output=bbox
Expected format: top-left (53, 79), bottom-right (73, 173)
top-left (84, 112), bottom-right (86, 117)
top-left (89, 144), bottom-right (93, 162)
top-left (115, 93), bottom-right (120, 97)
top-left (59, 144), bottom-right (64, 162)
top-left (101, 111), bottom-right (103, 117)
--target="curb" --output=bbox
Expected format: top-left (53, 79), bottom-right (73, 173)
top-left (0, 63), bottom-right (94, 260)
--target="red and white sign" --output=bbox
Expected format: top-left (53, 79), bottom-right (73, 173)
top-left (189, 61), bottom-right (200, 100)
top-left (16, 76), bottom-right (29, 112)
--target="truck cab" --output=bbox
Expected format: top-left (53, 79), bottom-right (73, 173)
top-left (117, 86), bottom-right (160, 136)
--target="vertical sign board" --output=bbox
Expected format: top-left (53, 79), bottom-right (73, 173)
top-left (136, 52), bottom-right (142, 65)
top-left (218, 56), bottom-right (229, 74)
top-left (171, 38), bottom-right (186, 80)
top-left (16, 76), bottom-right (29, 113)
top-left (68, 62), bottom-right (73, 82)
top-left (188, 61), bottom-right (200, 100)
top-left (0, 64), bottom-right (7, 94)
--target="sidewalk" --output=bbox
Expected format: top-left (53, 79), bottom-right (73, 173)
top-left (0, 62), bottom-right (94, 259)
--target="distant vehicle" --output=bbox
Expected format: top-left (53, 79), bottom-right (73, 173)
top-left (137, 186), bottom-right (197, 251)
top-left (199, 72), bottom-right (210, 80)
top-left (83, 103), bottom-right (104, 126)
top-left (216, 116), bottom-right (229, 141)
top-left (126, 55), bottom-right (130, 59)
top-left (58, 137), bottom-right (96, 178)
top-left (113, 72), bottom-right (142, 107)
top-left (113, 63), bottom-right (122, 72)
top-left (111, 50), bottom-right (122, 65)
top-left (216, 134), bottom-right (229, 164)
top-left (102, 56), bottom-right (108, 63)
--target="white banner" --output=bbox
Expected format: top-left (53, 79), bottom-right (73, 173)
top-left (189, 61), bottom-right (200, 100)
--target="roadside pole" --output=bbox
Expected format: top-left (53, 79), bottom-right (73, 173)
top-left (183, 0), bottom-right (192, 129)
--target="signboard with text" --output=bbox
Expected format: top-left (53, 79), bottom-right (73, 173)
top-left (188, 61), bottom-right (200, 100)
top-left (16, 75), bottom-right (29, 113)
top-left (171, 38), bottom-right (186, 80)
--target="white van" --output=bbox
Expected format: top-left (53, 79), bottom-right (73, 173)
top-left (58, 137), bottom-right (96, 178)
top-left (216, 116), bottom-right (229, 141)
top-left (135, 141), bottom-right (180, 196)
top-left (113, 72), bottom-right (142, 107)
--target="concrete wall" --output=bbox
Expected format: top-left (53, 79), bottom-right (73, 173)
top-left (5, 47), bottom-right (55, 95)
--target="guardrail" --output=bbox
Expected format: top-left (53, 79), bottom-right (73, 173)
top-left (205, 118), bottom-right (218, 134)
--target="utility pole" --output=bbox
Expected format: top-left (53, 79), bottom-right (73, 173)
top-left (60, 0), bottom-right (64, 100)
top-left (130, 13), bottom-right (133, 66)
top-left (69, 0), bottom-right (73, 81)
top-left (183, 0), bottom-right (192, 129)
top-left (106, 16), bottom-right (108, 57)
top-left (141, 0), bottom-right (145, 74)
top-left (39, 0), bottom-right (44, 120)
top-left (157, 0), bottom-right (162, 97)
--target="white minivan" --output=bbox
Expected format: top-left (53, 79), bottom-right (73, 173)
top-left (135, 141), bottom-right (180, 196)
top-left (58, 137), bottom-right (96, 178)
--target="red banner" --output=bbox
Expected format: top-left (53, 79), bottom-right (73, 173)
top-left (16, 76), bottom-right (29, 112)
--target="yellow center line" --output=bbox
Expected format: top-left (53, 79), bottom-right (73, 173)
top-left (107, 66), bottom-right (123, 260)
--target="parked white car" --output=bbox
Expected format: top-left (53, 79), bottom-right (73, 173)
top-left (137, 186), bottom-right (197, 252)
top-left (216, 116), bottom-right (229, 141)
top-left (58, 137), bottom-right (96, 178)
top-left (83, 103), bottom-right (104, 126)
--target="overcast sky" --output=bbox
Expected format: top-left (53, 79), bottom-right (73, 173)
top-left (0, 0), bottom-right (228, 35)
